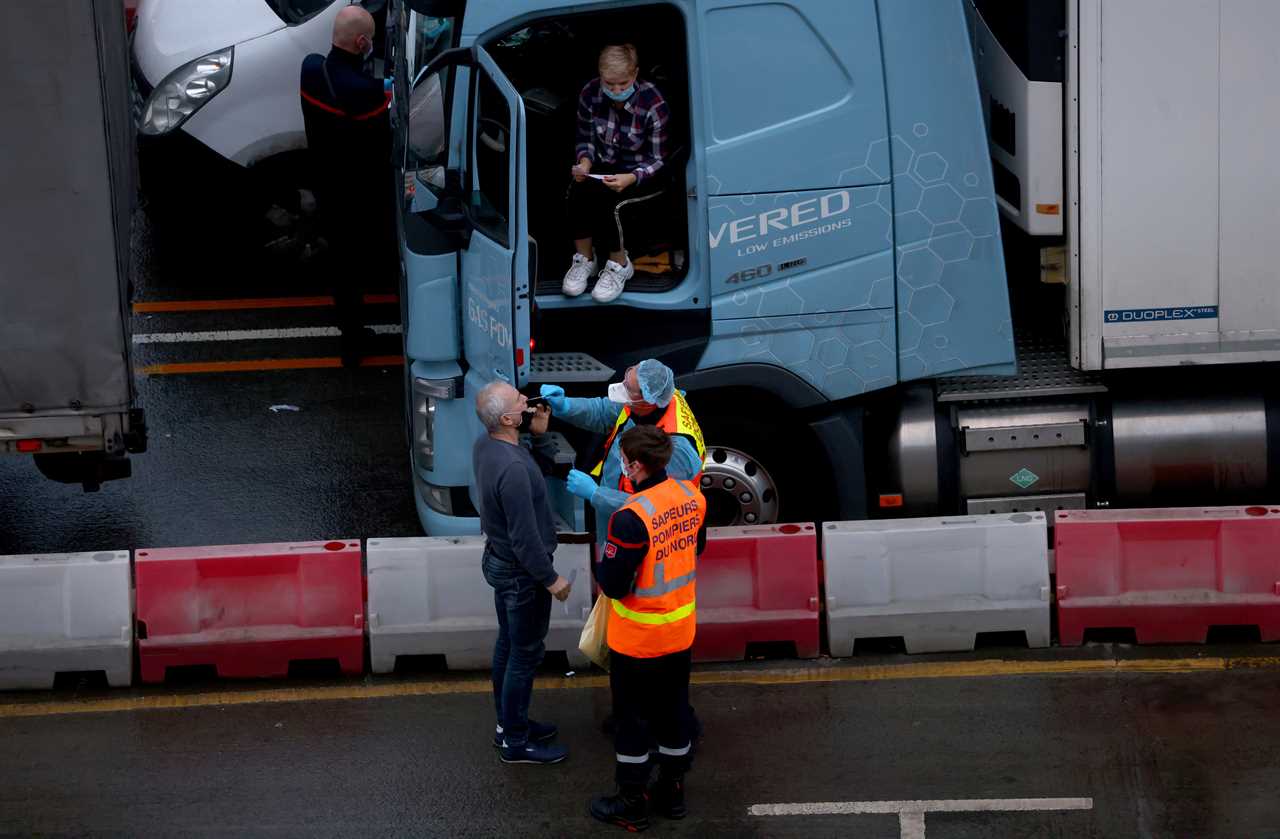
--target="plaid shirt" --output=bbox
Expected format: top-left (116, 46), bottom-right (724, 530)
top-left (575, 78), bottom-right (670, 184)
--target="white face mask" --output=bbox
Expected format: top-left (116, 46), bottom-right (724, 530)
top-left (607, 382), bottom-right (631, 404)
top-left (618, 454), bottom-right (632, 477)
top-left (361, 36), bottom-right (374, 60)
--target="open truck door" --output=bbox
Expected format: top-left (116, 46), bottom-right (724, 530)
top-left (396, 2), bottom-right (560, 533)
top-left (396, 26), bottom-right (530, 386)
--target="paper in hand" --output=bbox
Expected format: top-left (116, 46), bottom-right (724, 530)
top-left (563, 568), bottom-right (579, 615)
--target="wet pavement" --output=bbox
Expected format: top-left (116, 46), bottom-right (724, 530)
top-left (5, 170), bottom-right (1280, 839)
top-left (2, 655), bottom-right (1279, 837)
top-left (0, 198), bottom-right (421, 555)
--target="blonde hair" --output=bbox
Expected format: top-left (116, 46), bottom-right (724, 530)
top-left (598, 44), bottom-right (639, 77)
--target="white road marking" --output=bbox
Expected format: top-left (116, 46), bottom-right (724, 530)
top-left (749, 798), bottom-right (1093, 838)
top-left (132, 325), bottom-right (402, 344)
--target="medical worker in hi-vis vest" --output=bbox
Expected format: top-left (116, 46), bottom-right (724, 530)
top-left (589, 425), bottom-right (706, 832)
top-left (538, 358), bottom-right (705, 548)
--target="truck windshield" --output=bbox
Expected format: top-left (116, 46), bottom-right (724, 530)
top-left (262, 0), bottom-right (334, 25)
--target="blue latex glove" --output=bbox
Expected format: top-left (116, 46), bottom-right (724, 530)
top-left (539, 384), bottom-right (569, 413)
top-left (566, 469), bottom-right (598, 502)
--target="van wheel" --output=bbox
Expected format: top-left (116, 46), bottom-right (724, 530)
top-left (696, 412), bottom-right (829, 527)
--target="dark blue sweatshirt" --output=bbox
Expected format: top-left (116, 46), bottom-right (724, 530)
top-left (472, 435), bottom-right (558, 587)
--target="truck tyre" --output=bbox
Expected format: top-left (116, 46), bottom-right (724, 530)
top-left (695, 411), bottom-right (831, 527)
top-left (33, 452), bottom-right (131, 491)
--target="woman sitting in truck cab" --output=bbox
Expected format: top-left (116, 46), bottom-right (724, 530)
top-left (561, 44), bottom-right (671, 304)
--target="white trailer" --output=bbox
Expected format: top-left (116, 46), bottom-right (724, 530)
top-left (878, 1), bottom-right (1280, 521)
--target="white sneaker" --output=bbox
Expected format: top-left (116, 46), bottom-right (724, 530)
top-left (591, 257), bottom-right (634, 303)
top-left (562, 252), bottom-right (597, 297)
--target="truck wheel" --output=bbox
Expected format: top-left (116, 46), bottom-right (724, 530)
top-left (33, 452), bottom-right (131, 491)
top-left (696, 412), bottom-right (829, 527)
top-left (699, 445), bottom-right (780, 526)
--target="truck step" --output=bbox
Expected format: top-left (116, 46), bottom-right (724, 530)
top-left (527, 352), bottom-right (614, 383)
top-left (937, 331), bottom-right (1105, 402)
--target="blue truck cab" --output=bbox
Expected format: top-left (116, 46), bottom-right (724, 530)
top-left (389, 0), bottom-right (1014, 536)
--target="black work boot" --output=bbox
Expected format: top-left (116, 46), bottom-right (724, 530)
top-left (589, 788), bottom-right (649, 832)
top-left (650, 774), bottom-right (687, 819)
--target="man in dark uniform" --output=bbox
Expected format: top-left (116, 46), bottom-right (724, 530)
top-left (300, 5), bottom-right (392, 366)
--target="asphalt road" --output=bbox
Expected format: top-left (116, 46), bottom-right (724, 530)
top-left (2, 656), bottom-right (1278, 837)
top-left (0, 195), bottom-right (422, 555)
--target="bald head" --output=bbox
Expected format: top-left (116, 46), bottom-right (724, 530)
top-left (333, 6), bottom-right (375, 55)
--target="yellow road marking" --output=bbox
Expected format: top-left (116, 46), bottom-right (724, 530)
top-left (2, 656), bottom-right (1276, 720)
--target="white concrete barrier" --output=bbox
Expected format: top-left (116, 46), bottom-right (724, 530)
top-left (822, 513), bottom-right (1051, 655)
top-left (366, 536), bottom-right (591, 673)
top-left (0, 550), bottom-right (133, 689)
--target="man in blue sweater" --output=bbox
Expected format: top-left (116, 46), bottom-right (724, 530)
top-left (473, 381), bottom-right (573, 765)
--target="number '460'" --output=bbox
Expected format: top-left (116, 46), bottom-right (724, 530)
top-left (725, 264), bottom-right (772, 285)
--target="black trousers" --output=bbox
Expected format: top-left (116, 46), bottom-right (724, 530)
top-left (610, 647), bottom-right (693, 789)
top-left (565, 166), bottom-right (660, 256)
top-left (316, 176), bottom-right (395, 338)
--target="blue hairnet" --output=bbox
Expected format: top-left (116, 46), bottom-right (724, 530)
top-left (637, 359), bottom-right (675, 407)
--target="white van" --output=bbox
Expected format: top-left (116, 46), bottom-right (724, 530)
top-left (131, 0), bottom-right (385, 213)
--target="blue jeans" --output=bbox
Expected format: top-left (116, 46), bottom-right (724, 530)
top-left (482, 550), bottom-right (552, 747)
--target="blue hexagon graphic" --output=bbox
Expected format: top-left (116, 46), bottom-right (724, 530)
top-left (929, 231), bottom-right (976, 263)
top-left (816, 337), bottom-right (848, 369)
top-left (838, 164), bottom-right (879, 187)
top-left (890, 135), bottom-right (915, 177)
top-left (919, 184), bottom-right (964, 225)
top-left (759, 283), bottom-right (806, 317)
top-left (854, 202), bottom-right (893, 241)
top-left (867, 275), bottom-right (894, 308)
top-left (894, 176), bottom-right (924, 213)
top-left (822, 369), bottom-right (867, 398)
top-left (898, 312), bottom-right (924, 352)
top-left (912, 151), bottom-right (948, 184)
top-left (898, 248), bottom-right (944, 291)
top-left (851, 339), bottom-right (893, 372)
top-left (863, 138), bottom-right (891, 182)
top-left (959, 197), bottom-right (998, 237)
top-left (895, 210), bottom-right (933, 247)
top-left (899, 352), bottom-right (930, 380)
top-left (767, 329), bottom-right (815, 364)
top-left (907, 284), bottom-right (956, 327)
top-left (739, 324), bottom-right (766, 347)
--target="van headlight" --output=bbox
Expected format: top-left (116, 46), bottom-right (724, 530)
top-left (139, 47), bottom-right (234, 136)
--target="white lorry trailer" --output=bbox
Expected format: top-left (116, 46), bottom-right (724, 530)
top-left (875, 0), bottom-right (1280, 521)
top-left (0, 0), bottom-right (146, 490)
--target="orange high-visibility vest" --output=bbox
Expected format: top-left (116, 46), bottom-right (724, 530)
top-left (606, 477), bottom-right (705, 658)
top-left (589, 392), bottom-right (706, 493)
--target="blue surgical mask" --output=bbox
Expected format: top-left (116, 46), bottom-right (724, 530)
top-left (603, 84), bottom-right (636, 102)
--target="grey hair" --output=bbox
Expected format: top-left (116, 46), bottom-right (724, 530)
top-left (475, 381), bottom-right (513, 432)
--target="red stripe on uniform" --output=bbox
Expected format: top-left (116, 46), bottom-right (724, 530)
top-left (300, 90), bottom-right (389, 121)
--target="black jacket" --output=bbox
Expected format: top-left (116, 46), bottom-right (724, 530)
top-left (299, 47), bottom-right (391, 215)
